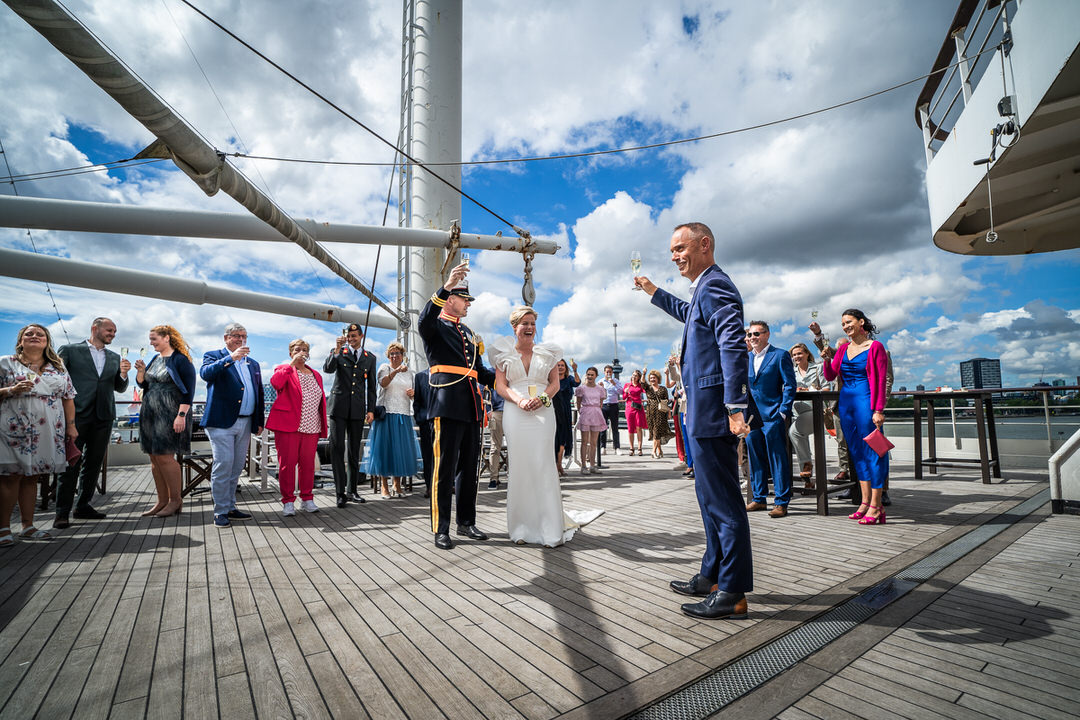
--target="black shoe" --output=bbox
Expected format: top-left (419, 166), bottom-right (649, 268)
top-left (435, 533), bottom-right (453, 550)
top-left (681, 590), bottom-right (748, 620)
top-left (72, 506), bottom-right (106, 520)
top-left (53, 515), bottom-right (70, 529)
top-left (882, 491), bottom-right (892, 507)
top-left (670, 573), bottom-right (712, 597)
top-left (347, 492), bottom-right (366, 504)
top-left (337, 495), bottom-right (348, 508)
top-left (487, 480), bottom-right (498, 490)
top-left (835, 489), bottom-right (852, 500)
top-left (226, 509), bottom-right (252, 520)
top-left (456, 524), bottom-right (488, 541)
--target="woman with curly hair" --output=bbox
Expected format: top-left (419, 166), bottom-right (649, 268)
top-left (135, 324), bottom-right (196, 518)
top-left (0, 323), bottom-right (77, 546)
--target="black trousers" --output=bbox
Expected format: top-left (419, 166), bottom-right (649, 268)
top-left (430, 417), bottom-right (481, 534)
top-left (416, 418), bottom-right (434, 491)
top-left (600, 403), bottom-right (621, 449)
top-left (56, 417), bottom-right (111, 516)
top-left (329, 416), bottom-right (366, 497)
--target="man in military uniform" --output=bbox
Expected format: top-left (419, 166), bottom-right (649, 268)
top-left (323, 323), bottom-right (377, 508)
top-left (418, 262), bottom-right (497, 550)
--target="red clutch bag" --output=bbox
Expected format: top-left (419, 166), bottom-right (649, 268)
top-left (65, 437), bottom-right (82, 464)
top-left (863, 428), bottom-right (894, 458)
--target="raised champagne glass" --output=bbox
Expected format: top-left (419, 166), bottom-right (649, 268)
top-left (630, 251), bottom-right (642, 290)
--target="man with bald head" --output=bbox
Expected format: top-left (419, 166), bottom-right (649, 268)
top-left (55, 317), bottom-right (131, 528)
top-left (636, 222), bottom-right (756, 620)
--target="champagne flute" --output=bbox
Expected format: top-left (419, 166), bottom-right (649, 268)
top-left (25, 370), bottom-right (37, 384)
top-left (461, 251), bottom-right (470, 268)
top-left (120, 346), bottom-right (129, 360)
top-left (527, 384), bottom-right (538, 398)
top-left (630, 251), bottom-right (642, 290)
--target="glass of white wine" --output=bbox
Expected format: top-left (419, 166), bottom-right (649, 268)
top-left (630, 251), bottom-right (642, 291)
top-left (527, 384), bottom-right (537, 398)
top-left (139, 347), bottom-right (146, 359)
top-left (120, 346), bottom-right (129, 360)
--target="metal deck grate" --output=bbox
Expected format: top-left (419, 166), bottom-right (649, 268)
top-left (629, 489), bottom-right (1050, 720)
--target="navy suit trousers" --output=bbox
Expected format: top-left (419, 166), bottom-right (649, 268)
top-left (687, 434), bottom-right (753, 593)
top-left (747, 419), bottom-right (793, 506)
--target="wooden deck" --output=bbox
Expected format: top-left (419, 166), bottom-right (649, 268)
top-left (0, 451), bottom-right (1068, 719)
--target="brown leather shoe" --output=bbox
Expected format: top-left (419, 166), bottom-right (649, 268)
top-left (830, 471), bottom-right (849, 484)
top-left (799, 462), bottom-right (813, 478)
top-left (768, 505), bottom-right (788, 518)
top-left (745, 501), bottom-right (767, 512)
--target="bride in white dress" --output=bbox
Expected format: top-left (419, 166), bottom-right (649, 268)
top-left (489, 307), bottom-right (603, 547)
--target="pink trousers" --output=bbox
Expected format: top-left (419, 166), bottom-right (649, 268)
top-left (275, 431), bottom-right (318, 504)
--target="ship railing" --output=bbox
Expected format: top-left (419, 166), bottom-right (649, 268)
top-left (915, 0), bottom-right (1015, 164)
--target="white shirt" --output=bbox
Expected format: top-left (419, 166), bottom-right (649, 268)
top-left (752, 344), bottom-right (771, 374)
top-left (86, 339), bottom-right (106, 376)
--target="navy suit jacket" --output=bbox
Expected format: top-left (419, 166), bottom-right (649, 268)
top-left (651, 264), bottom-right (754, 439)
top-left (412, 370), bottom-right (434, 422)
top-left (747, 346), bottom-right (796, 424)
top-left (199, 348), bottom-right (265, 431)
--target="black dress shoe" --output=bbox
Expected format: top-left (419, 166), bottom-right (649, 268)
top-left (835, 488), bottom-right (852, 500)
top-left (337, 496), bottom-right (348, 508)
top-left (882, 491), bottom-right (892, 507)
top-left (456, 524), bottom-right (488, 540)
top-left (670, 573), bottom-right (713, 597)
top-left (53, 515), bottom-right (71, 529)
top-left (682, 590), bottom-right (748, 620)
top-left (435, 533), bottom-right (453, 550)
top-left (347, 492), bottom-right (366, 504)
top-left (72, 506), bottom-right (106, 520)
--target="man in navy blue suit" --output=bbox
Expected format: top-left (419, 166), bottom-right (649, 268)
top-left (200, 322), bottom-right (264, 528)
top-left (637, 222), bottom-right (756, 620)
top-left (745, 320), bottom-right (797, 518)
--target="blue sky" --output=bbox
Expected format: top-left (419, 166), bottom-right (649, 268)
top-left (2, 0), bottom-right (1078, 401)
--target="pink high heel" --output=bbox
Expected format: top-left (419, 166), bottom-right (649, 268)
top-left (848, 503), bottom-right (869, 520)
top-left (859, 506), bottom-right (886, 525)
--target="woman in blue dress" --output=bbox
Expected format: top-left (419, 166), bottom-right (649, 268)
top-left (822, 309), bottom-right (889, 525)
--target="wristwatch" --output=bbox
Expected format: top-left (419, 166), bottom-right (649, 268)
top-left (177, 411), bottom-right (187, 417)
top-left (727, 407), bottom-right (743, 416)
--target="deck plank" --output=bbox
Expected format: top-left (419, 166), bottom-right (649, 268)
top-left (1, 459), bottom-right (1071, 719)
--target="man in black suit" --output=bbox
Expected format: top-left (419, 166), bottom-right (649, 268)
top-left (55, 317), bottom-right (131, 528)
top-left (323, 323), bottom-right (376, 508)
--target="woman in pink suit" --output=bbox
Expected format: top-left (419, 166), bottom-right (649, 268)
top-left (622, 370), bottom-right (647, 456)
top-left (267, 339), bottom-right (328, 517)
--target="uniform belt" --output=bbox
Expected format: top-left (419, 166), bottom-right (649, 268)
top-left (429, 364), bottom-right (478, 380)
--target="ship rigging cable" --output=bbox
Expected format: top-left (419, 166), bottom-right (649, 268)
top-left (2, 37), bottom-right (1006, 186)
top-left (0, 135), bottom-right (70, 343)
top-left (177, 0), bottom-right (527, 241)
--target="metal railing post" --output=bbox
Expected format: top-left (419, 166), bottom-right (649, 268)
top-left (1043, 390), bottom-right (1053, 454)
top-left (953, 27), bottom-right (973, 104)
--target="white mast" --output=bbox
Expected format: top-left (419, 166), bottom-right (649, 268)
top-left (404, 0), bottom-right (463, 370)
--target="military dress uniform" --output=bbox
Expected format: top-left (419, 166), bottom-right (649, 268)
top-left (418, 287), bottom-right (496, 541)
top-left (323, 326), bottom-right (378, 503)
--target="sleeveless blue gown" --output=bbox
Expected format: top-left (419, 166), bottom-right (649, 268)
top-left (838, 350), bottom-right (888, 489)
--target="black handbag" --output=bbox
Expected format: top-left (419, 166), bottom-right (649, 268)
top-left (373, 405), bottom-right (387, 421)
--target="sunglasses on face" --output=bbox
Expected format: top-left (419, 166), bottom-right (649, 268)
top-left (746, 331), bottom-right (763, 337)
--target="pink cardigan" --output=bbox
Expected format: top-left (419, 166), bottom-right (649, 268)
top-left (266, 364), bottom-right (328, 437)
top-left (822, 340), bottom-right (889, 412)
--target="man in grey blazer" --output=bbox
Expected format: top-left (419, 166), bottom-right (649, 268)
top-left (55, 317), bottom-right (131, 527)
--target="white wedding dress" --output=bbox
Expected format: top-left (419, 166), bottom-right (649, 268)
top-left (489, 337), bottom-right (603, 547)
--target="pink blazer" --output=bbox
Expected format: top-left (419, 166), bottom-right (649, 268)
top-left (266, 364), bottom-right (328, 437)
top-left (822, 340), bottom-right (889, 413)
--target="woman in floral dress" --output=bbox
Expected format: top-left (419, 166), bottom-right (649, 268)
top-left (0, 323), bottom-right (77, 545)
